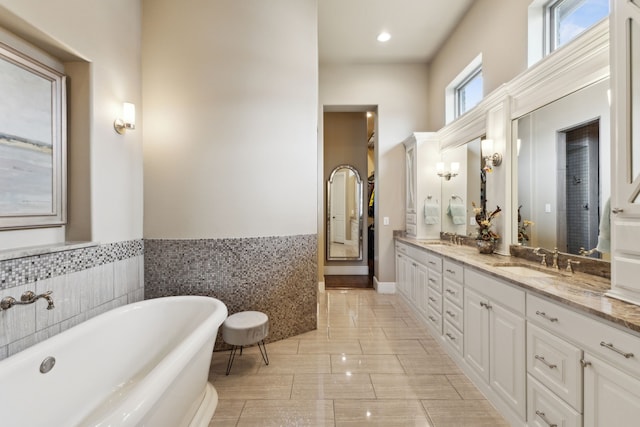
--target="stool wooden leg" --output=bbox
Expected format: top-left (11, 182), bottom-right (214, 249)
top-left (257, 340), bottom-right (269, 366)
top-left (225, 345), bottom-right (239, 375)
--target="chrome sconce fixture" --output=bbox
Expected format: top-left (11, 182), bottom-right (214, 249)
top-left (114, 102), bottom-right (136, 135)
top-left (436, 162), bottom-right (460, 181)
top-left (481, 139), bottom-right (502, 173)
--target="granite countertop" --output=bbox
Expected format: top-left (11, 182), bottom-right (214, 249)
top-left (395, 235), bottom-right (640, 336)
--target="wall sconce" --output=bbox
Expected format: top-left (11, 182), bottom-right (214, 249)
top-left (436, 161), bottom-right (460, 181)
top-left (481, 139), bottom-right (502, 173)
top-left (114, 102), bottom-right (136, 135)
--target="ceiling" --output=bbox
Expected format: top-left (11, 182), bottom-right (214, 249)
top-left (318, 0), bottom-right (475, 65)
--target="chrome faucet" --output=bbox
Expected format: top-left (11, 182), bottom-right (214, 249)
top-left (579, 247), bottom-right (598, 256)
top-left (533, 247), bottom-right (547, 267)
top-left (551, 247), bottom-right (560, 270)
top-left (0, 290), bottom-right (55, 311)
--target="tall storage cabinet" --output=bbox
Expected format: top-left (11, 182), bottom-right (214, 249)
top-left (402, 133), bottom-right (440, 239)
top-left (610, 0), bottom-right (640, 305)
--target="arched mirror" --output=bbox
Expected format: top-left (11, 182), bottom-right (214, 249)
top-left (327, 164), bottom-right (363, 261)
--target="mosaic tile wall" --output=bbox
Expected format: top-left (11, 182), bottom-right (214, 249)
top-left (144, 234), bottom-right (318, 348)
top-left (0, 240), bottom-right (145, 360)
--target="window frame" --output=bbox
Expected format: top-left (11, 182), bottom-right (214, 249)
top-left (445, 53), bottom-right (483, 124)
top-left (455, 64), bottom-right (483, 118)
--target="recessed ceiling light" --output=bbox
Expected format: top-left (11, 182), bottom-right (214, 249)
top-left (377, 32), bottom-right (391, 42)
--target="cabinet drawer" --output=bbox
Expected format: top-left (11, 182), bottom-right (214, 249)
top-left (465, 268), bottom-right (525, 314)
top-left (427, 271), bottom-right (442, 293)
top-left (406, 213), bottom-right (417, 225)
top-left (443, 259), bottom-right (463, 282)
top-left (443, 278), bottom-right (463, 307)
top-left (528, 293), bottom-right (640, 379)
top-left (527, 322), bottom-right (583, 411)
top-left (396, 243), bottom-right (409, 255)
top-left (427, 289), bottom-right (442, 314)
top-left (444, 299), bottom-right (464, 332)
top-left (527, 375), bottom-right (582, 427)
top-left (426, 254), bottom-right (442, 273)
top-left (406, 224), bottom-right (417, 236)
top-left (426, 308), bottom-right (442, 334)
top-left (443, 321), bottom-right (463, 356)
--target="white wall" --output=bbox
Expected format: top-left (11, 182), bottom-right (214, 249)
top-left (142, 0), bottom-right (318, 239)
top-left (427, 0), bottom-right (530, 130)
top-left (319, 63), bottom-right (429, 283)
top-left (0, 0), bottom-right (143, 247)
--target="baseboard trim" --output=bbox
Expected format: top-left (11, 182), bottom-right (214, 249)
top-left (323, 266), bottom-right (369, 275)
top-left (373, 276), bottom-right (396, 294)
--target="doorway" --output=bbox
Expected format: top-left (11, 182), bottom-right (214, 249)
top-left (323, 107), bottom-right (377, 289)
top-left (557, 120), bottom-right (600, 256)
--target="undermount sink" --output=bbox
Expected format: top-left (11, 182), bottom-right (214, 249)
top-left (490, 263), bottom-right (556, 278)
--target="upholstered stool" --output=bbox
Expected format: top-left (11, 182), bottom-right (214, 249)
top-left (222, 311), bottom-right (269, 375)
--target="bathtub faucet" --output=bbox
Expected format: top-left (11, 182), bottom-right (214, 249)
top-left (0, 290), bottom-right (55, 311)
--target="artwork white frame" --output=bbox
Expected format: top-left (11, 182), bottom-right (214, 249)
top-left (0, 42), bottom-right (66, 229)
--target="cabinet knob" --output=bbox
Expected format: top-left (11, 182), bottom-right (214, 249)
top-left (580, 359), bottom-right (592, 368)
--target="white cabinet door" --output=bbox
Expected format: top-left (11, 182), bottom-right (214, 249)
top-left (415, 263), bottom-right (429, 318)
top-left (396, 253), bottom-right (409, 298)
top-left (584, 353), bottom-right (640, 427)
top-left (610, 0), bottom-right (640, 305)
top-left (490, 301), bottom-right (526, 418)
top-left (464, 287), bottom-right (490, 383)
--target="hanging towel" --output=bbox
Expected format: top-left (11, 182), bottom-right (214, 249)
top-left (596, 197), bottom-right (611, 253)
top-left (424, 200), bottom-right (440, 225)
top-left (447, 199), bottom-right (466, 225)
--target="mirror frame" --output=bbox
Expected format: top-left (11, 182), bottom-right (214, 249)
top-left (327, 164), bottom-right (363, 261)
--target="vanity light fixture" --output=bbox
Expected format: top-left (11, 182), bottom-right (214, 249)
top-left (481, 138), bottom-right (502, 173)
top-left (377, 31), bottom-right (391, 42)
top-left (436, 161), bottom-right (460, 181)
top-left (114, 102), bottom-right (136, 135)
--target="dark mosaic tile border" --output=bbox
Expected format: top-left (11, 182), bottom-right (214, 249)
top-left (0, 240), bottom-right (144, 290)
top-left (144, 234), bottom-right (318, 348)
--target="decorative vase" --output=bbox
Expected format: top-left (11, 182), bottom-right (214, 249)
top-left (476, 240), bottom-right (495, 254)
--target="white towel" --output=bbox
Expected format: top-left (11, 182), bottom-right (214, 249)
top-left (424, 201), bottom-right (440, 225)
top-left (596, 197), bottom-right (611, 253)
top-left (447, 203), bottom-right (466, 225)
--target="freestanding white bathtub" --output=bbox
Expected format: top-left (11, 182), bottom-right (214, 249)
top-left (0, 295), bottom-right (228, 427)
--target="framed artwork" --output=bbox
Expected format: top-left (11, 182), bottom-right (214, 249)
top-left (0, 42), bottom-right (66, 229)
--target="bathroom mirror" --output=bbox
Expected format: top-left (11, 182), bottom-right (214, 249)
top-left (327, 164), bottom-right (363, 261)
top-left (441, 137), bottom-right (483, 237)
top-left (514, 78), bottom-right (610, 258)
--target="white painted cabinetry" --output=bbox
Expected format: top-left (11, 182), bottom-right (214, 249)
top-left (583, 353), bottom-right (640, 427)
top-left (402, 133), bottom-right (440, 239)
top-left (395, 242), bottom-right (442, 330)
top-left (610, 0), bottom-right (640, 305)
top-left (442, 259), bottom-right (464, 357)
top-left (464, 268), bottom-right (527, 421)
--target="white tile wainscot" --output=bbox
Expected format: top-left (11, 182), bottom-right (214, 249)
top-left (394, 236), bottom-right (640, 427)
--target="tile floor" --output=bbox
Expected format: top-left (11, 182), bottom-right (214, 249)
top-left (208, 289), bottom-right (509, 426)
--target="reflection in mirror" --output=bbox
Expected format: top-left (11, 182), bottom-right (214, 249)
top-left (515, 79), bottom-right (610, 258)
top-left (441, 138), bottom-right (482, 237)
top-left (327, 165), bottom-right (363, 261)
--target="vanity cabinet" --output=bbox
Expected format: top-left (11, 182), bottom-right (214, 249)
top-left (402, 133), bottom-right (440, 239)
top-left (395, 242), bottom-right (441, 328)
top-left (442, 259), bottom-right (464, 358)
top-left (528, 293), bottom-right (640, 427)
top-left (464, 268), bottom-right (526, 420)
top-left (583, 353), bottom-right (640, 427)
